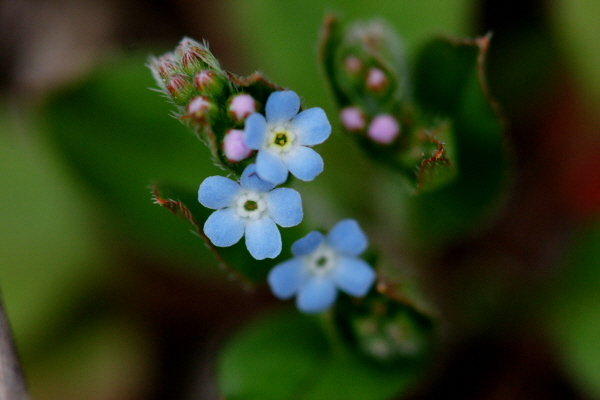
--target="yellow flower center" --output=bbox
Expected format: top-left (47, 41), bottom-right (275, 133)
top-left (267, 126), bottom-right (295, 153)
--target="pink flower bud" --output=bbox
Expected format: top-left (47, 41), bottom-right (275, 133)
top-left (153, 53), bottom-right (178, 79)
top-left (367, 114), bottom-right (400, 144)
top-left (345, 56), bottom-right (363, 75)
top-left (187, 96), bottom-right (213, 115)
top-left (194, 70), bottom-right (217, 92)
top-left (223, 129), bottom-right (252, 162)
top-left (177, 38), bottom-right (206, 74)
top-left (167, 74), bottom-right (193, 104)
top-left (229, 93), bottom-right (257, 122)
top-left (340, 107), bottom-right (366, 131)
top-left (366, 68), bottom-right (388, 92)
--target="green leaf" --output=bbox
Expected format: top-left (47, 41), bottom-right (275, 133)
top-left (407, 35), bottom-right (510, 244)
top-left (151, 183), bottom-right (265, 284)
top-left (218, 311), bottom-right (421, 400)
top-left (40, 53), bottom-right (227, 269)
top-left (545, 219), bottom-right (600, 398)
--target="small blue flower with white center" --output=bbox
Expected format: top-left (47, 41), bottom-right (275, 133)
top-left (268, 219), bottom-right (376, 313)
top-left (198, 164), bottom-right (303, 260)
top-left (244, 90), bottom-right (331, 185)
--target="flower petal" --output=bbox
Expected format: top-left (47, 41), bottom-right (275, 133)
top-left (291, 231), bottom-right (324, 257)
top-left (198, 176), bottom-right (240, 209)
top-left (332, 256), bottom-right (375, 297)
top-left (203, 208), bottom-right (245, 247)
top-left (245, 217), bottom-right (281, 259)
top-left (267, 257), bottom-right (303, 299)
top-left (256, 150), bottom-right (288, 185)
top-left (284, 146), bottom-right (323, 182)
top-left (292, 107), bottom-right (331, 146)
top-left (244, 113), bottom-right (267, 150)
top-left (240, 163), bottom-right (275, 192)
top-left (266, 188), bottom-right (303, 227)
top-left (266, 90), bottom-right (300, 123)
top-left (296, 278), bottom-right (337, 313)
top-left (327, 219), bottom-right (367, 256)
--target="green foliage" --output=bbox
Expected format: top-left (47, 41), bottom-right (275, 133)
top-left (218, 311), bottom-right (421, 400)
top-left (320, 18), bottom-right (509, 245)
top-left (546, 219), bottom-right (600, 397)
top-left (406, 35), bottom-right (510, 245)
top-left (41, 54), bottom-right (223, 268)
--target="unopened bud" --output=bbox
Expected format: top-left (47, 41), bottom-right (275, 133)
top-left (194, 70), bottom-right (223, 93)
top-left (367, 114), bottom-right (400, 144)
top-left (157, 53), bottom-right (177, 77)
top-left (167, 74), bottom-right (194, 105)
top-left (366, 68), bottom-right (388, 92)
top-left (345, 56), bottom-right (363, 76)
top-left (185, 96), bottom-right (215, 119)
top-left (176, 38), bottom-right (207, 75)
top-left (228, 93), bottom-right (257, 123)
top-left (223, 129), bottom-right (252, 162)
top-left (149, 53), bottom-right (179, 88)
top-left (340, 107), bottom-right (366, 131)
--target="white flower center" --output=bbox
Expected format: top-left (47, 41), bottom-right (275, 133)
top-left (266, 124), bottom-right (295, 153)
top-left (235, 190), bottom-right (267, 220)
top-left (304, 243), bottom-right (338, 276)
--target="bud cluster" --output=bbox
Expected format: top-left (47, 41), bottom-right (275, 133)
top-left (326, 20), bottom-right (408, 146)
top-left (333, 289), bottom-right (434, 365)
top-left (149, 38), bottom-right (230, 116)
top-left (149, 38), bottom-right (281, 173)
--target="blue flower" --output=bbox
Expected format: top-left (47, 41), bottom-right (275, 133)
top-left (244, 90), bottom-right (331, 185)
top-left (268, 219), bottom-right (376, 313)
top-left (198, 164), bottom-right (303, 260)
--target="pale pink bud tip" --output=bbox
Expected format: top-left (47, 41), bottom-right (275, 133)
top-left (223, 129), bottom-right (252, 162)
top-left (194, 70), bottom-right (215, 90)
top-left (368, 114), bottom-right (400, 144)
top-left (229, 94), bottom-right (257, 122)
top-left (340, 107), bottom-right (366, 131)
top-left (187, 96), bottom-right (212, 114)
top-left (366, 68), bottom-right (387, 91)
top-left (167, 74), bottom-right (192, 101)
top-left (345, 56), bottom-right (362, 75)
top-left (154, 54), bottom-right (178, 81)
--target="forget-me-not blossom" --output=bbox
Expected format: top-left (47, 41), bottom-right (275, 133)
top-left (244, 90), bottom-right (331, 185)
top-left (268, 219), bottom-right (376, 313)
top-left (198, 164), bottom-right (303, 260)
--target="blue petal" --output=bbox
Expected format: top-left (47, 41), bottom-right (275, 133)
top-left (291, 107), bottom-right (331, 146)
top-left (291, 231), bottom-right (324, 257)
top-left (266, 188), bottom-right (303, 227)
top-left (327, 219), bottom-right (367, 256)
top-left (245, 217), bottom-right (281, 259)
top-left (198, 176), bottom-right (240, 209)
top-left (240, 163), bottom-right (275, 192)
top-left (284, 146), bottom-right (323, 182)
top-left (267, 257), bottom-right (303, 299)
top-left (256, 150), bottom-right (288, 185)
top-left (244, 113), bottom-right (267, 150)
top-left (266, 90), bottom-right (300, 122)
top-left (296, 278), bottom-right (337, 313)
top-left (203, 208), bottom-right (245, 247)
top-left (332, 256), bottom-right (375, 297)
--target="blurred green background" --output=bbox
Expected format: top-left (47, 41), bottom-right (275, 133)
top-left (2, 0), bottom-right (600, 399)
